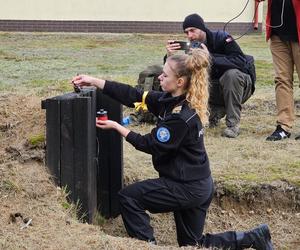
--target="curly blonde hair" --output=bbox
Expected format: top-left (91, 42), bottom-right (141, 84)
top-left (167, 49), bottom-right (210, 125)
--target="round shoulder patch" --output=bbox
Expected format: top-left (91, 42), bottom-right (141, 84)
top-left (156, 127), bottom-right (170, 143)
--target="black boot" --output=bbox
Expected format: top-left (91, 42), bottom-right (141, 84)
top-left (236, 224), bottom-right (274, 250)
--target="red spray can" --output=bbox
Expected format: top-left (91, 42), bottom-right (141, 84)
top-left (96, 109), bottom-right (108, 121)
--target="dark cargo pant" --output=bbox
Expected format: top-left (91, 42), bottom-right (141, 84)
top-left (118, 176), bottom-right (240, 249)
top-left (209, 69), bottom-right (253, 127)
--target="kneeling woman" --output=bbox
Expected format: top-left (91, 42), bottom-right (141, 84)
top-left (72, 49), bottom-right (273, 250)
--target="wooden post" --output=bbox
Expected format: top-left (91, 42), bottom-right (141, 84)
top-left (96, 89), bottom-right (123, 218)
top-left (41, 98), bottom-right (61, 186)
top-left (42, 87), bottom-right (123, 222)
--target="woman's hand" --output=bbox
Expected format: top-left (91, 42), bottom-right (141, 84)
top-left (96, 119), bottom-right (118, 130)
top-left (96, 120), bottom-right (131, 138)
top-left (71, 74), bottom-right (106, 89)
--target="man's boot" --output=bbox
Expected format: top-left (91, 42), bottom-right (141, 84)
top-left (209, 106), bottom-right (226, 128)
top-left (236, 224), bottom-right (274, 250)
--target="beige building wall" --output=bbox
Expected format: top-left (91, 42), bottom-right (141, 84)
top-left (0, 0), bottom-right (263, 22)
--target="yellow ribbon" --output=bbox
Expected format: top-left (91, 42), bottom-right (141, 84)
top-left (134, 91), bottom-right (149, 112)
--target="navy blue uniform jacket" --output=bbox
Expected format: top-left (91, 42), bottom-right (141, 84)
top-left (103, 81), bottom-right (211, 182)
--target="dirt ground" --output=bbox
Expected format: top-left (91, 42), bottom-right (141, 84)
top-left (0, 91), bottom-right (300, 250)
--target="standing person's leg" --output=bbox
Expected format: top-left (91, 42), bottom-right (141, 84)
top-left (219, 69), bottom-right (252, 138)
top-left (267, 35), bottom-right (294, 141)
top-left (291, 41), bottom-right (300, 140)
top-left (291, 41), bottom-right (300, 81)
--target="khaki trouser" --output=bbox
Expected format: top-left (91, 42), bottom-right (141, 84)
top-left (209, 69), bottom-right (253, 127)
top-left (270, 35), bottom-right (300, 131)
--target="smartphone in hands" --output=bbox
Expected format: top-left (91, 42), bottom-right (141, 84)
top-left (170, 41), bottom-right (189, 50)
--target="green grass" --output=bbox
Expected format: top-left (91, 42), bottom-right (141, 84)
top-left (28, 134), bottom-right (45, 146)
top-left (218, 161), bottom-right (300, 186)
top-left (1, 31), bottom-right (299, 190)
top-left (254, 60), bottom-right (275, 86)
top-left (0, 32), bottom-right (171, 94)
top-left (1, 179), bottom-right (22, 194)
top-left (59, 185), bottom-right (87, 222)
top-left (2, 32), bottom-right (291, 94)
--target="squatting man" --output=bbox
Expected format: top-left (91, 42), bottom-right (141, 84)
top-left (166, 13), bottom-right (256, 138)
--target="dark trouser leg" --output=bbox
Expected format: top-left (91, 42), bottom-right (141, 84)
top-left (118, 176), bottom-right (213, 245)
top-left (174, 196), bottom-right (212, 246)
top-left (208, 80), bottom-right (226, 127)
top-left (118, 192), bottom-right (153, 241)
top-left (219, 69), bottom-right (252, 127)
top-left (173, 177), bottom-right (214, 247)
top-left (209, 79), bottom-right (225, 107)
top-left (118, 178), bottom-right (176, 241)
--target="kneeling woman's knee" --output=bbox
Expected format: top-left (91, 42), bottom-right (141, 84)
top-left (118, 182), bottom-right (145, 209)
top-left (118, 187), bottom-right (134, 206)
top-left (118, 189), bottom-right (127, 204)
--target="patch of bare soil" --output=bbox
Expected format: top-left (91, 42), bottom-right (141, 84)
top-left (1, 93), bottom-right (299, 249)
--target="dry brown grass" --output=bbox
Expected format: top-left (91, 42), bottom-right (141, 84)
top-left (1, 89), bottom-right (299, 249)
top-left (0, 69), bottom-right (300, 249)
top-left (206, 87), bottom-right (300, 187)
top-left (1, 28), bottom-right (299, 249)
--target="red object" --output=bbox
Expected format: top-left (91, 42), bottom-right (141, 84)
top-left (97, 109), bottom-right (108, 121)
top-left (265, 0), bottom-right (300, 44)
top-left (254, 1), bottom-right (260, 29)
top-left (97, 116), bottom-right (108, 121)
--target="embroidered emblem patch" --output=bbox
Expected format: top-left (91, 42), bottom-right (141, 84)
top-left (172, 105), bottom-right (182, 114)
top-left (156, 127), bottom-right (170, 142)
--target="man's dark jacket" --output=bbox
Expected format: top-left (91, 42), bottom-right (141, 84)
top-left (163, 30), bottom-right (256, 93)
top-left (206, 29), bottom-right (256, 93)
